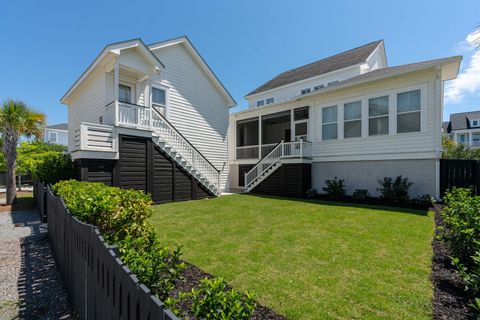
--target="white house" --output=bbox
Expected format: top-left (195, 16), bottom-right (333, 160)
top-left (61, 37), bottom-right (235, 203)
top-left (443, 110), bottom-right (480, 148)
top-left (227, 40), bottom-right (461, 199)
top-left (43, 123), bottom-right (68, 146)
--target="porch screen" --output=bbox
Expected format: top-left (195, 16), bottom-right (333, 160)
top-left (236, 118), bottom-right (259, 147)
top-left (262, 111), bottom-right (291, 144)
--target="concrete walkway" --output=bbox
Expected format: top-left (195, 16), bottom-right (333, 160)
top-left (0, 208), bottom-right (74, 319)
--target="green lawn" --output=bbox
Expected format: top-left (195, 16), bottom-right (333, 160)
top-left (150, 194), bottom-right (434, 320)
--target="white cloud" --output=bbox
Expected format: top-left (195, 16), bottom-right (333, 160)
top-left (445, 30), bottom-right (480, 104)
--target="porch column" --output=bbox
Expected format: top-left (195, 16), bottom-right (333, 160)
top-left (258, 115), bottom-right (262, 159)
top-left (469, 132), bottom-right (473, 147)
top-left (114, 58), bottom-right (119, 101)
top-left (290, 109), bottom-right (295, 141)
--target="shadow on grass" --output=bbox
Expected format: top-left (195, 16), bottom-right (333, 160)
top-left (239, 193), bottom-right (430, 216)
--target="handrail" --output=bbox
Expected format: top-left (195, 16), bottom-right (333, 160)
top-left (252, 141), bottom-right (282, 167)
top-left (151, 108), bottom-right (220, 173)
top-left (105, 100), bottom-right (148, 109)
top-left (245, 140), bottom-right (312, 189)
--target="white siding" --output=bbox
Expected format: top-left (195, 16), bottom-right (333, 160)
top-left (230, 69), bottom-right (442, 163)
top-left (151, 44), bottom-right (230, 189)
top-left (68, 73), bottom-right (106, 151)
top-left (44, 129), bottom-right (68, 146)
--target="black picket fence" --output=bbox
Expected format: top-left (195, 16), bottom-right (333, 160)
top-left (440, 159), bottom-right (480, 197)
top-left (33, 182), bottom-right (179, 320)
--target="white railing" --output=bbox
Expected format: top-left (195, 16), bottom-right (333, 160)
top-left (104, 101), bottom-right (151, 129)
top-left (151, 109), bottom-right (221, 194)
top-left (244, 140), bottom-right (312, 189)
top-left (74, 123), bottom-right (116, 152)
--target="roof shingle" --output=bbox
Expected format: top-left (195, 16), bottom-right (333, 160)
top-left (246, 40), bottom-right (383, 97)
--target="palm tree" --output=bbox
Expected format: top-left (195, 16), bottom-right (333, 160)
top-left (0, 99), bottom-right (45, 204)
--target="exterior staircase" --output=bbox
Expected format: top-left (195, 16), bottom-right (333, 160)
top-left (244, 140), bottom-right (312, 192)
top-left (150, 108), bottom-right (221, 196)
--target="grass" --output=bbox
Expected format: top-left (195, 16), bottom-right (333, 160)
top-left (150, 194), bottom-right (434, 320)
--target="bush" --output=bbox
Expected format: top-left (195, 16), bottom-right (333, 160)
top-left (33, 153), bottom-right (74, 184)
top-left (305, 188), bottom-right (318, 198)
top-left (323, 177), bottom-right (346, 200)
top-left (52, 180), bottom-right (185, 299)
top-left (409, 194), bottom-right (434, 209)
top-left (377, 176), bottom-right (412, 204)
top-left (167, 277), bottom-right (255, 319)
top-left (439, 188), bottom-right (480, 310)
top-left (352, 189), bottom-right (370, 202)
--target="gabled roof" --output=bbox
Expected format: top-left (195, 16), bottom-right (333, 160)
top-left (232, 55), bottom-right (462, 116)
top-left (447, 111), bottom-right (480, 131)
top-left (45, 123), bottom-right (68, 131)
top-left (61, 38), bottom-right (164, 104)
top-left (148, 36), bottom-right (236, 107)
top-left (246, 40), bottom-right (383, 97)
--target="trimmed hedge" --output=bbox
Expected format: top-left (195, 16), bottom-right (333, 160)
top-left (53, 180), bottom-right (185, 300)
top-left (33, 153), bottom-right (74, 184)
top-left (52, 180), bottom-right (256, 318)
top-left (440, 188), bottom-right (480, 314)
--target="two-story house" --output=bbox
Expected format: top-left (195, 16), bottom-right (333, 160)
top-left (61, 37), bottom-right (235, 203)
top-left (227, 40), bottom-right (461, 199)
top-left (443, 110), bottom-right (480, 148)
top-left (43, 123), bottom-right (69, 146)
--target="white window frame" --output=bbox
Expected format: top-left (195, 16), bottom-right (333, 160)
top-left (266, 97), bottom-right (274, 105)
top-left (118, 81), bottom-right (135, 104)
top-left (368, 95), bottom-right (389, 136)
top-left (293, 107), bottom-right (309, 141)
top-left (343, 100), bottom-right (362, 139)
top-left (313, 84), bottom-right (324, 91)
top-left (321, 105), bottom-right (338, 141)
top-left (256, 100), bottom-right (265, 107)
top-left (396, 89), bottom-right (421, 134)
top-left (47, 131), bottom-right (58, 144)
top-left (472, 119), bottom-right (480, 127)
top-left (151, 85), bottom-right (169, 117)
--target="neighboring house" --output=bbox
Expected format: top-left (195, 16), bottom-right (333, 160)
top-left (442, 111), bottom-right (480, 148)
top-left (61, 37), bottom-right (235, 203)
top-left (43, 123), bottom-right (69, 146)
top-left (227, 40), bottom-right (461, 199)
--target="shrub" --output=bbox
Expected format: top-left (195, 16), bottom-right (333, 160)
top-left (377, 176), bottom-right (413, 204)
top-left (439, 188), bottom-right (480, 312)
top-left (52, 180), bottom-right (185, 300)
top-left (409, 194), bottom-right (434, 209)
top-left (305, 188), bottom-right (318, 198)
top-left (33, 153), bottom-right (74, 184)
top-left (352, 189), bottom-right (370, 202)
top-left (323, 177), bottom-right (346, 199)
top-left (167, 277), bottom-right (255, 319)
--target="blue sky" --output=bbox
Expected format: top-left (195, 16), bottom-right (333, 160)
top-left (0, 0), bottom-right (478, 125)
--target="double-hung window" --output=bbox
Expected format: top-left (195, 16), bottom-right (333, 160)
top-left (256, 100), bottom-right (264, 107)
top-left (322, 105), bottom-right (338, 140)
top-left (152, 87), bottom-right (166, 116)
top-left (369, 96), bottom-right (389, 136)
top-left (397, 89), bottom-right (421, 133)
top-left (344, 101), bottom-right (362, 138)
top-left (48, 131), bottom-right (58, 144)
top-left (266, 97), bottom-right (274, 105)
top-left (301, 88), bottom-right (311, 95)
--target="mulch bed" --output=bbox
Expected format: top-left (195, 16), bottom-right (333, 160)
top-left (431, 204), bottom-right (472, 319)
top-left (168, 263), bottom-right (286, 319)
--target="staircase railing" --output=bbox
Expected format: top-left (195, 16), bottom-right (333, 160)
top-left (151, 108), bottom-right (221, 194)
top-left (244, 139), bottom-right (312, 190)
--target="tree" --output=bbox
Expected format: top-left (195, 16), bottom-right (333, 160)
top-left (0, 99), bottom-right (45, 204)
top-left (442, 134), bottom-right (480, 160)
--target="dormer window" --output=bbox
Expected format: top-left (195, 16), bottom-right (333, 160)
top-left (471, 119), bottom-right (480, 127)
top-left (314, 85), bottom-right (324, 91)
top-left (266, 97), bottom-right (274, 105)
top-left (301, 88), bottom-right (311, 95)
top-left (256, 100), bottom-right (265, 107)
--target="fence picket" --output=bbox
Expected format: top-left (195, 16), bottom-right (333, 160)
top-left (33, 183), bottom-right (179, 320)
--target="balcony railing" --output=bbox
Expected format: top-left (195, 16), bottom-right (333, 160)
top-left (105, 100), bottom-right (152, 129)
top-left (74, 123), bottom-right (116, 152)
